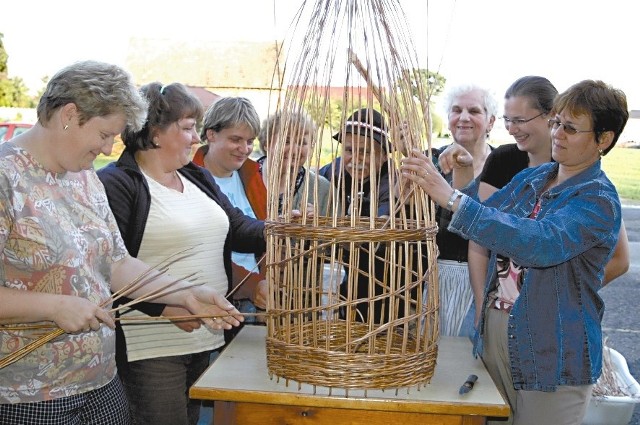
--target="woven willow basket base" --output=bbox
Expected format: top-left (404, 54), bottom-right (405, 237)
top-left (266, 321), bottom-right (438, 390)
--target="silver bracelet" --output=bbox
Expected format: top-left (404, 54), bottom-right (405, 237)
top-left (446, 189), bottom-right (463, 211)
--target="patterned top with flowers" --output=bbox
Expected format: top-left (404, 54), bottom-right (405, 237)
top-left (0, 142), bottom-right (127, 403)
top-left (492, 197), bottom-right (543, 311)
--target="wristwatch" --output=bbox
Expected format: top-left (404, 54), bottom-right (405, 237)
top-left (446, 189), bottom-right (463, 211)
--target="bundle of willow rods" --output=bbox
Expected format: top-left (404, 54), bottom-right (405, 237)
top-left (592, 340), bottom-right (635, 398)
top-left (0, 250), bottom-right (201, 369)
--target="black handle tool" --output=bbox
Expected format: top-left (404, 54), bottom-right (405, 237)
top-left (459, 374), bottom-right (478, 394)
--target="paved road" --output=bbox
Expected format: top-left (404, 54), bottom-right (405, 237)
top-left (598, 205), bottom-right (640, 424)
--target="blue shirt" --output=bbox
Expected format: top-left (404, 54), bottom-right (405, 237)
top-left (450, 161), bottom-right (621, 391)
top-left (213, 172), bottom-right (259, 273)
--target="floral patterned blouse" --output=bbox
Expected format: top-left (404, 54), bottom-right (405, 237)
top-left (0, 142), bottom-right (127, 403)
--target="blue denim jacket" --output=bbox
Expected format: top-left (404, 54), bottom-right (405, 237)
top-left (449, 161), bottom-right (621, 391)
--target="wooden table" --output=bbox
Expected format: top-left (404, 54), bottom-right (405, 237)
top-left (191, 326), bottom-right (509, 424)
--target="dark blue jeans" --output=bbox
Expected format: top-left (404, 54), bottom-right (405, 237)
top-left (120, 351), bottom-right (211, 425)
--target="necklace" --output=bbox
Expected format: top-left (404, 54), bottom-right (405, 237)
top-left (166, 171), bottom-right (182, 190)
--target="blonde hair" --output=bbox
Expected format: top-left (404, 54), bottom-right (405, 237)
top-left (258, 110), bottom-right (317, 155)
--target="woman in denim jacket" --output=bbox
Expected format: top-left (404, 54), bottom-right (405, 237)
top-left (401, 79), bottom-right (629, 425)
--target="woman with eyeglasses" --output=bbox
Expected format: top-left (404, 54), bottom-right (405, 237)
top-left (464, 76), bottom-right (630, 424)
top-left (477, 76), bottom-right (558, 200)
top-left (401, 80), bottom-right (628, 425)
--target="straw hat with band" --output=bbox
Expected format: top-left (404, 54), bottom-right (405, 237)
top-left (333, 108), bottom-right (390, 151)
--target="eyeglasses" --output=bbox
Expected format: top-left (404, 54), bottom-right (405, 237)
top-left (547, 118), bottom-right (593, 135)
top-left (502, 112), bottom-right (544, 126)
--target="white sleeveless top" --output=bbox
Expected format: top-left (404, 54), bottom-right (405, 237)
top-left (121, 172), bottom-right (229, 361)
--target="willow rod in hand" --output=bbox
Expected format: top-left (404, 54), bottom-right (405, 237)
top-left (117, 312), bottom-right (266, 323)
top-left (0, 250), bottom-right (201, 369)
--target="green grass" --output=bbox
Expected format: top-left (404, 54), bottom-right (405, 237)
top-left (94, 157), bottom-right (113, 171)
top-left (601, 148), bottom-right (640, 202)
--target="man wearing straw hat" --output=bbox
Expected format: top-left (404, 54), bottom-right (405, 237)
top-left (319, 108), bottom-right (391, 217)
top-left (319, 108), bottom-right (393, 322)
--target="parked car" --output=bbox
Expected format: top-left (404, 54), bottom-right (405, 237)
top-left (0, 122), bottom-right (33, 143)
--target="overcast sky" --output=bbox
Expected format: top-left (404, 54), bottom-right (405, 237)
top-left (3, 0), bottom-right (638, 110)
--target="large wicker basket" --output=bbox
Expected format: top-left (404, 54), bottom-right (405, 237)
top-left (262, 0), bottom-right (440, 391)
top-left (265, 216), bottom-right (439, 390)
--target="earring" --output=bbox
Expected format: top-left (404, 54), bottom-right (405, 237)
top-left (598, 148), bottom-right (604, 156)
top-left (63, 124), bottom-right (69, 130)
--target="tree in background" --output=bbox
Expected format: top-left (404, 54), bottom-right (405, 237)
top-left (400, 68), bottom-right (446, 137)
top-left (0, 33), bottom-right (37, 108)
top-left (406, 69), bottom-right (446, 99)
top-left (304, 96), bottom-right (381, 132)
top-left (0, 34), bottom-right (7, 76)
